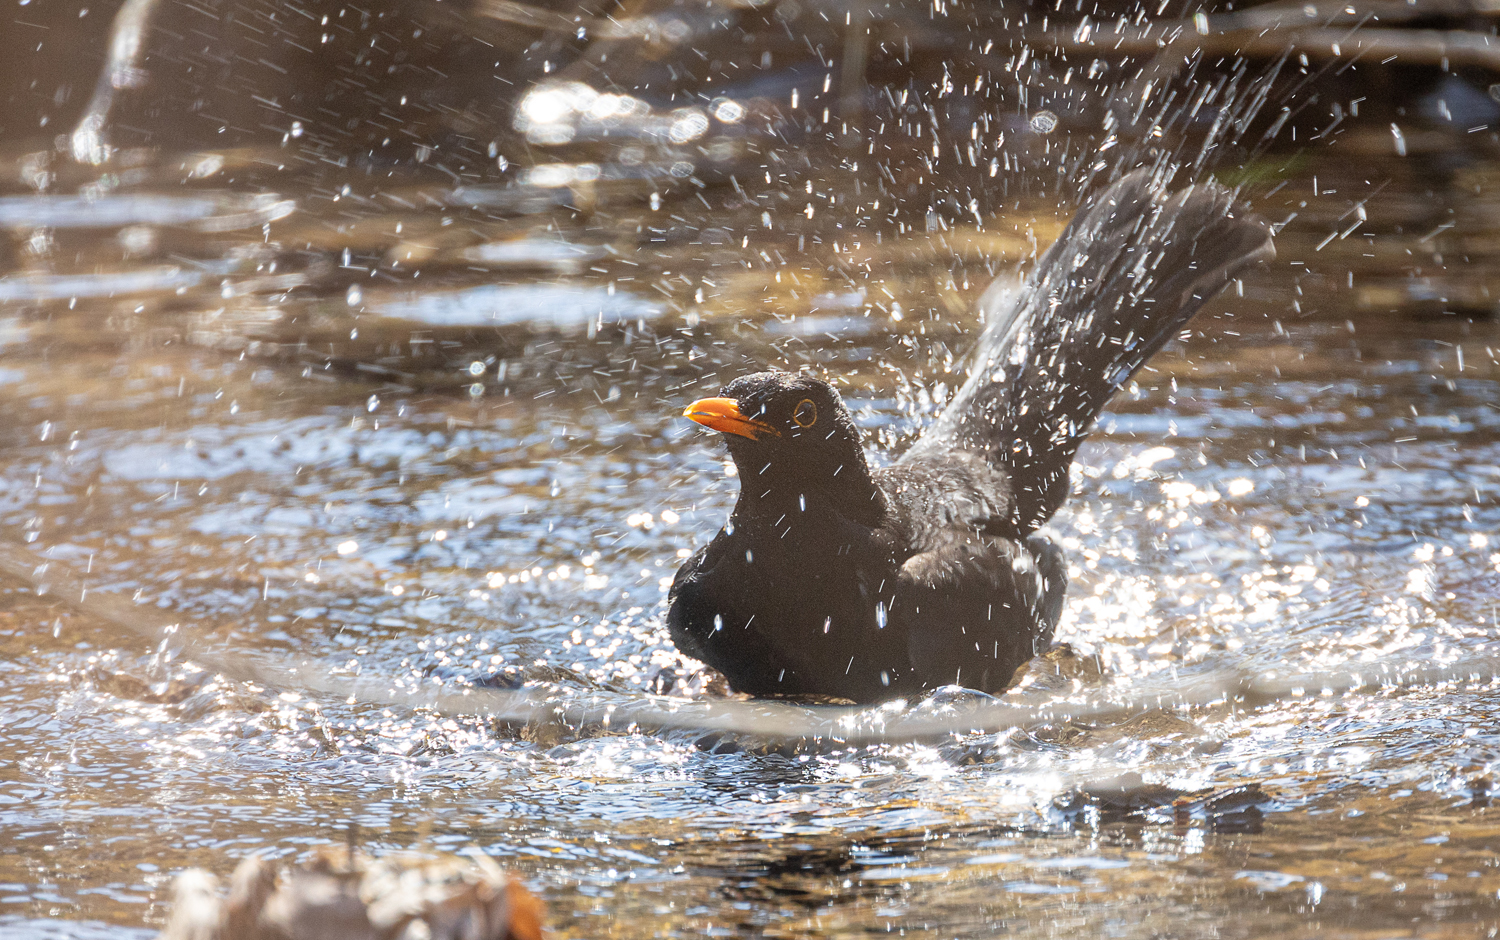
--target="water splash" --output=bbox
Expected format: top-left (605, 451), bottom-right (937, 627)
top-left (70, 0), bottom-right (161, 165)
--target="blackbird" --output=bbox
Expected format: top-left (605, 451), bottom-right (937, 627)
top-left (667, 171), bottom-right (1275, 703)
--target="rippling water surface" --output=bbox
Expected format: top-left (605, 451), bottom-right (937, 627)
top-left (2, 118), bottom-right (1500, 937)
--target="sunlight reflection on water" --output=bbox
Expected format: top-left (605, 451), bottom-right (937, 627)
top-left (1, 163), bottom-right (1500, 939)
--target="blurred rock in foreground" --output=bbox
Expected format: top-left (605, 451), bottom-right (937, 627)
top-left (158, 849), bottom-right (545, 940)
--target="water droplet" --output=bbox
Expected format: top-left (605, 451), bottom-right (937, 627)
top-left (711, 98), bottom-right (744, 123)
top-left (1030, 111), bottom-right (1058, 135)
top-left (346, 284), bottom-right (362, 306)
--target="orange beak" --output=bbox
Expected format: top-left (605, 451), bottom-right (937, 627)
top-left (682, 397), bottom-right (780, 440)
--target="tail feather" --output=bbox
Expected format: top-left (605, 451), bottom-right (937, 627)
top-left (902, 170), bottom-right (1275, 535)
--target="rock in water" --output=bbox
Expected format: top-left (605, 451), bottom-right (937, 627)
top-left (157, 848), bottom-right (545, 940)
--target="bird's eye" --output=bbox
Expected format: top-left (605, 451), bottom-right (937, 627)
top-left (792, 399), bottom-right (817, 427)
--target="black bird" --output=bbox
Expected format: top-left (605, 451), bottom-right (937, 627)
top-left (667, 171), bottom-right (1275, 703)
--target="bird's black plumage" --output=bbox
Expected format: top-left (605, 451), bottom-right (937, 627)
top-left (667, 172), bottom-right (1275, 703)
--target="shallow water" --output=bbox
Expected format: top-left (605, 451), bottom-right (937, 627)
top-left (3, 85), bottom-right (1500, 940)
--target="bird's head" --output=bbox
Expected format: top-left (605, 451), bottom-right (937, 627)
top-left (682, 371), bottom-right (881, 519)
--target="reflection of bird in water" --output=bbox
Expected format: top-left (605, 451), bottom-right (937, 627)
top-left (667, 171), bottom-right (1275, 704)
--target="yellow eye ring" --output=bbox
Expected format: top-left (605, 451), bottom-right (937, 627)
top-left (792, 399), bottom-right (817, 427)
